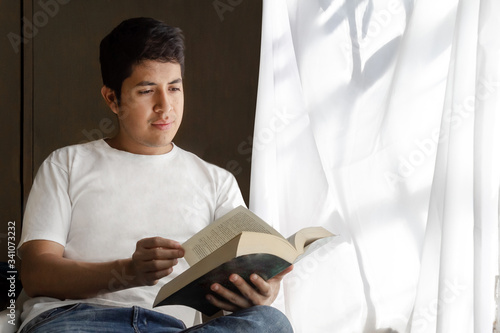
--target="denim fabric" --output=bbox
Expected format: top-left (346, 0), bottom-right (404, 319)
top-left (182, 306), bottom-right (293, 333)
top-left (20, 303), bottom-right (293, 333)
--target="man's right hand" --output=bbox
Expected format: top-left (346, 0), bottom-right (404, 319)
top-left (127, 237), bottom-right (185, 286)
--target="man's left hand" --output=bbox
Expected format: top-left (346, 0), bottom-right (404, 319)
top-left (206, 265), bottom-right (293, 312)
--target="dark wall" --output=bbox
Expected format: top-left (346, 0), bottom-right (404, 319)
top-left (1, 1), bottom-right (22, 263)
top-left (1, 0), bottom-right (262, 262)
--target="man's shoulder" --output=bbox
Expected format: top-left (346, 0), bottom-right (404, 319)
top-left (175, 145), bottom-right (234, 178)
top-left (47, 139), bottom-right (101, 156)
top-left (175, 146), bottom-right (225, 168)
top-left (42, 140), bottom-right (105, 167)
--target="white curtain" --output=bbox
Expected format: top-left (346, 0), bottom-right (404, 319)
top-left (249, 0), bottom-right (500, 332)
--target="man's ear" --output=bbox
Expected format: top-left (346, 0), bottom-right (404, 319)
top-left (101, 86), bottom-right (119, 115)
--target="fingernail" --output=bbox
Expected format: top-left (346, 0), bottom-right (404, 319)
top-left (230, 275), bottom-right (238, 282)
top-left (211, 284), bottom-right (219, 291)
top-left (250, 274), bottom-right (258, 281)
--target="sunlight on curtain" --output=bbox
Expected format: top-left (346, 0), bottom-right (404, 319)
top-left (250, 0), bottom-right (500, 332)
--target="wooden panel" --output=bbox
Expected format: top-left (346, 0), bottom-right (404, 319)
top-left (23, 0), bottom-right (33, 212)
top-left (32, 0), bottom-right (262, 204)
top-left (0, 1), bottom-right (22, 262)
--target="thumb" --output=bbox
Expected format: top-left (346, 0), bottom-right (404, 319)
top-left (272, 265), bottom-right (294, 281)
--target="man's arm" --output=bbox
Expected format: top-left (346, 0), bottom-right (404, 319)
top-left (19, 237), bottom-right (184, 299)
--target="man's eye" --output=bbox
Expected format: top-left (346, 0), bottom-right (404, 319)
top-left (139, 90), bottom-right (153, 95)
top-left (170, 87), bottom-right (181, 92)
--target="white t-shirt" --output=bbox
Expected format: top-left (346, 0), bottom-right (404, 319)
top-left (18, 139), bottom-right (245, 330)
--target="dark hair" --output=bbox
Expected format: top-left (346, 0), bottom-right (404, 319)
top-left (99, 17), bottom-right (185, 102)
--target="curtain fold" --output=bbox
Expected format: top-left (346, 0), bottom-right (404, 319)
top-left (250, 0), bottom-right (500, 332)
top-left (473, 2), bottom-right (500, 332)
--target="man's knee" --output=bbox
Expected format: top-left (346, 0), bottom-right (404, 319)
top-left (251, 305), bottom-right (293, 332)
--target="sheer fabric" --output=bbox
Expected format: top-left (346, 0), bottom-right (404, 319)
top-left (250, 0), bottom-right (500, 332)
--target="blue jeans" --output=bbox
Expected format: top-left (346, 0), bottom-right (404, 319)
top-left (20, 303), bottom-right (293, 333)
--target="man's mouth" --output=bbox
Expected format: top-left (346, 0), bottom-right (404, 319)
top-left (151, 120), bottom-right (174, 130)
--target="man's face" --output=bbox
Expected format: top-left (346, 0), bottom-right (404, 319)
top-left (104, 60), bottom-right (184, 155)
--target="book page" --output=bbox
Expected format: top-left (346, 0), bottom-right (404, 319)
top-left (292, 235), bottom-right (337, 263)
top-left (183, 206), bottom-right (283, 266)
top-left (286, 226), bottom-right (335, 253)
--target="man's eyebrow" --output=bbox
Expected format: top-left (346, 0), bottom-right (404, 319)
top-left (134, 78), bottom-right (182, 87)
top-left (135, 81), bottom-right (156, 87)
top-left (169, 78), bottom-right (182, 84)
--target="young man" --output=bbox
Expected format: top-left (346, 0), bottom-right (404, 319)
top-left (17, 17), bottom-right (293, 332)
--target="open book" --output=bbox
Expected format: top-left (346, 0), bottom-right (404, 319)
top-left (153, 206), bottom-right (335, 316)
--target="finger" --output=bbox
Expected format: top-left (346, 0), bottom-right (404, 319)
top-left (270, 265), bottom-right (294, 282)
top-left (138, 258), bottom-right (179, 273)
top-left (133, 247), bottom-right (184, 261)
top-left (210, 282), bottom-right (253, 309)
top-left (205, 294), bottom-right (240, 312)
top-left (137, 237), bottom-right (183, 250)
top-left (249, 274), bottom-right (271, 297)
top-left (227, 274), bottom-right (268, 303)
top-left (142, 267), bottom-right (174, 286)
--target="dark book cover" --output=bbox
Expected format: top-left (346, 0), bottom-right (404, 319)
top-left (155, 253), bottom-right (291, 316)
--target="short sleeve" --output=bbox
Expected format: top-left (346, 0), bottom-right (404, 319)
top-left (18, 158), bottom-right (72, 257)
top-left (214, 171), bottom-right (246, 220)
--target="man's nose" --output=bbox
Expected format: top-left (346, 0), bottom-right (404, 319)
top-left (153, 90), bottom-right (173, 114)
